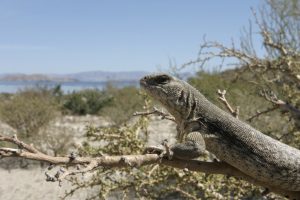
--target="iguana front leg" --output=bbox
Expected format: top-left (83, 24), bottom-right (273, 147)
top-left (171, 131), bottom-right (207, 160)
top-left (145, 131), bottom-right (207, 160)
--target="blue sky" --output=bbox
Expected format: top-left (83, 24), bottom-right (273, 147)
top-left (0, 0), bottom-right (262, 74)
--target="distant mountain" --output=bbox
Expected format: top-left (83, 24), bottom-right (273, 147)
top-left (0, 71), bottom-right (149, 82)
top-left (0, 73), bottom-right (77, 82)
top-left (0, 70), bottom-right (194, 82)
top-left (67, 71), bottom-right (149, 82)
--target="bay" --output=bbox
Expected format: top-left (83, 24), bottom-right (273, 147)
top-left (0, 80), bottom-right (139, 93)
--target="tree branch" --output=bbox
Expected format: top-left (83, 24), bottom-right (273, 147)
top-left (217, 89), bottom-right (239, 118)
top-left (0, 134), bottom-right (40, 153)
top-left (133, 107), bottom-right (176, 122)
top-left (260, 90), bottom-right (300, 125)
top-left (1, 134), bottom-right (299, 199)
top-left (247, 106), bottom-right (278, 122)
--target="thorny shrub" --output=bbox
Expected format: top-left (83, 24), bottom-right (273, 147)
top-left (0, 87), bottom-right (58, 139)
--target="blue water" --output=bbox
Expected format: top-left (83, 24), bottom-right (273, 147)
top-left (0, 80), bottom-right (139, 93)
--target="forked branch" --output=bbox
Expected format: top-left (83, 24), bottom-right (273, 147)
top-left (217, 89), bottom-right (239, 118)
top-left (133, 107), bottom-right (176, 121)
top-left (260, 90), bottom-right (300, 123)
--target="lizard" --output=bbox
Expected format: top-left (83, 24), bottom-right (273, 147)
top-left (140, 73), bottom-right (300, 197)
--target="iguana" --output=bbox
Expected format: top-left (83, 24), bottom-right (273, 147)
top-left (140, 73), bottom-right (300, 197)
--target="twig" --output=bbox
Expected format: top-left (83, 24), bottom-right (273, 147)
top-left (133, 107), bottom-right (176, 122)
top-left (260, 90), bottom-right (300, 123)
top-left (260, 89), bottom-right (282, 105)
top-left (147, 164), bottom-right (159, 178)
top-left (0, 134), bottom-right (39, 153)
top-left (171, 186), bottom-right (198, 200)
top-left (162, 139), bottom-right (173, 160)
top-left (247, 106), bottom-right (279, 122)
top-left (0, 147), bottom-right (20, 156)
top-left (57, 160), bottom-right (98, 182)
top-left (217, 89), bottom-right (239, 118)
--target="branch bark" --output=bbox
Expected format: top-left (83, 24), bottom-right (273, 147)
top-left (1, 134), bottom-right (299, 199)
top-left (217, 89), bottom-right (239, 118)
top-left (260, 89), bottom-right (300, 127)
top-left (133, 107), bottom-right (176, 121)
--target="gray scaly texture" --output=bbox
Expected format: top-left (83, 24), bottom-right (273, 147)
top-left (140, 73), bottom-right (300, 192)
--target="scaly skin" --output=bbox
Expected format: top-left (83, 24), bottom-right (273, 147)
top-left (140, 73), bottom-right (300, 192)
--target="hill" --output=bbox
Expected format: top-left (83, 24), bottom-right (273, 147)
top-left (0, 71), bottom-right (149, 82)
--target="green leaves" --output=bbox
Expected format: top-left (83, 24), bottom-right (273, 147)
top-left (63, 89), bottom-right (113, 115)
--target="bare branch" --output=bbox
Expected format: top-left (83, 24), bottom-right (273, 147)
top-left (171, 186), bottom-right (198, 200)
top-left (247, 106), bottom-right (278, 122)
top-left (133, 107), bottom-right (176, 122)
top-left (252, 8), bottom-right (288, 56)
top-left (0, 134), bottom-right (40, 153)
top-left (57, 160), bottom-right (98, 182)
top-left (260, 90), bottom-right (300, 123)
top-left (217, 89), bottom-right (239, 118)
top-left (0, 134), bottom-right (299, 198)
top-left (260, 89), bottom-right (282, 105)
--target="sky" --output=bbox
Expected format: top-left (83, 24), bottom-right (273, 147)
top-left (0, 0), bottom-right (263, 74)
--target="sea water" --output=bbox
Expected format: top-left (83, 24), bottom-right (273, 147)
top-left (0, 80), bottom-right (139, 93)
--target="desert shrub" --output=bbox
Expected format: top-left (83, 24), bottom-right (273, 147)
top-left (100, 85), bottom-right (145, 124)
top-left (0, 87), bottom-right (58, 139)
top-left (0, 92), bottom-right (13, 101)
top-left (0, 85), bottom-right (82, 162)
top-left (39, 126), bottom-right (75, 156)
top-left (63, 89), bottom-right (113, 115)
top-left (188, 71), bottom-right (230, 104)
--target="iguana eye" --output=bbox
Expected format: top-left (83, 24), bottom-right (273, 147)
top-left (154, 75), bottom-right (171, 85)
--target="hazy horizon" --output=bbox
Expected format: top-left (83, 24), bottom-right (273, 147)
top-left (0, 69), bottom-right (151, 75)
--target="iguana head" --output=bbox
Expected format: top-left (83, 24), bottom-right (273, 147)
top-left (140, 74), bottom-right (195, 121)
